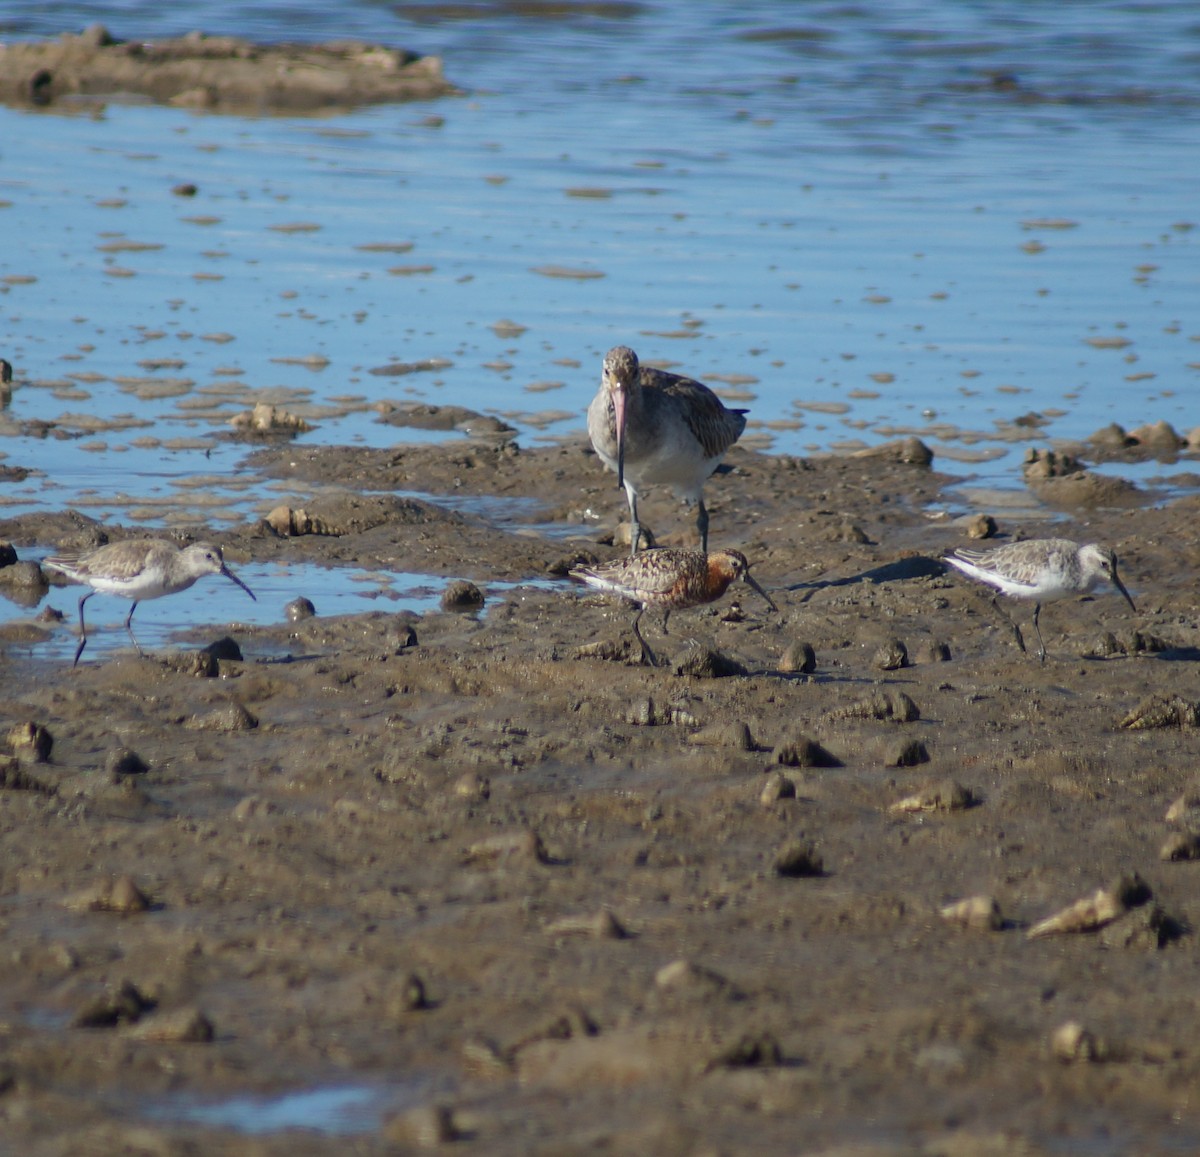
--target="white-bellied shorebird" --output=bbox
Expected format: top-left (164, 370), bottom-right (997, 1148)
top-left (587, 345), bottom-right (747, 556)
top-left (943, 537), bottom-right (1136, 662)
top-left (43, 539), bottom-right (257, 667)
top-left (570, 547), bottom-right (776, 666)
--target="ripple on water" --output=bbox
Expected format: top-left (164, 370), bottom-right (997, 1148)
top-left (0, 2), bottom-right (1197, 545)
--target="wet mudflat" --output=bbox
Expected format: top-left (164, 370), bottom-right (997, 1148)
top-left (3, 5), bottom-right (1200, 1150)
top-left (2, 434), bottom-right (1200, 1155)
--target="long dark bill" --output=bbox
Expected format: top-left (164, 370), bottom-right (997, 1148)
top-left (221, 565), bottom-right (258, 602)
top-left (1111, 564), bottom-right (1136, 613)
top-left (744, 570), bottom-right (778, 613)
top-left (613, 384), bottom-right (627, 490)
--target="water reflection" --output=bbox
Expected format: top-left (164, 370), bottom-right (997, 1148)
top-left (161, 1083), bottom-right (386, 1135)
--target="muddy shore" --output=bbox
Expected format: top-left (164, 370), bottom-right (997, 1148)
top-left (0, 26), bottom-right (458, 114)
top-left (2, 427), bottom-right (1200, 1154)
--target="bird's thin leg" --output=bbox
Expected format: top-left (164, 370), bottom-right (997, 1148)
top-left (124, 601), bottom-right (145, 656)
top-left (990, 595), bottom-right (1026, 655)
top-left (72, 591), bottom-right (93, 669)
top-left (630, 607), bottom-right (658, 667)
top-left (661, 607), bottom-right (671, 636)
top-left (696, 498), bottom-right (710, 556)
top-left (1031, 602), bottom-right (1046, 664)
top-left (625, 484), bottom-right (642, 557)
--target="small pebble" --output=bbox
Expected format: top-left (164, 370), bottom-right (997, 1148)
top-left (461, 1038), bottom-right (511, 1078)
top-left (671, 646), bottom-right (746, 679)
top-left (384, 1104), bottom-right (462, 1148)
top-left (778, 641), bottom-right (816, 674)
top-left (1090, 422), bottom-right (1131, 449)
top-left (612, 521), bottom-right (655, 551)
top-left (465, 829), bottom-right (548, 864)
top-left (72, 979), bottom-right (154, 1028)
top-left (965, 514), bottom-right (997, 540)
top-left (454, 771), bottom-right (491, 801)
top-left (853, 435), bottom-right (933, 466)
top-left (205, 636), bottom-right (243, 662)
top-left (546, 548), bottom-right (600, 577)
top-left (575, 637), bottom-right (636, 663)
top-left (873, 638), bottom-right (908, 671)
top-left (1027, 873), bottom-right (1150, 939)
top-left (773, 840), bottom-right (824, 878)
top-left (774, 734), bottom-right (836, 768)
top-left (266, 505), bottom-right (299, 536)
top-left (229, 402), bottom-right (312, 435)
top-left (760, 771), bottom-right (796, 805)
top-left (544, 910), bottom-right (627, 939)
top-left (232, 795), bottom-right (277, 821)
top-left (1051, 1021), bottom-right (1104, 1063)
top-left (161, 650), bottom-right (219, 678)
top-left (705, 1031), bottom-right (783, 1072)
top-left (286, 596), bottom-right (316, 621)
top-left (823, 521), bottom-right (869, 544)
top-left (1128, 419), bottom-right (1183, 449)
top-left (939, 895), bottom-right (1003, 931)
top-left (1159, 831), bottom-right (1200, 862)
top-left (441, 579), bottom-right (485, 613)
top-left (128, 1007), bottom-right (214, 1042)
top-left (654, 959), bottom-right (734, 999)
top-left (625, 697), bottom-right (660, 726)
top-left (80, 23), bottom-right (115, 48)
top-left (1097, 903), bottom-right (1183, 950)
top-left (916, 640), bottom-right (952, 663)
top-left (1119, 694), bottom-right (1200, 730)
top-left (0, 561), bottom-right (47, 591)
top-left (107, 748), bottom-right (149, 779)
top-left (0, 757), bottom-right (53, 794)
top-left (391, 622), bottom-right (419, 650)
top-left (829, 691), bottom-right (919, 723)
top-left (388, 972), bottom-right (430, 1013)
top-left (1116, 630), bottom-right (1166, 655)
top-left (687, 721), bottom-right (753, 750)
top-left (66, 874), bottom-right (151, 914)
top-left (890, 778), bottom-right (971, 812)
top-left (887, 738), bottom-right (929, 768)
top-left (185, 702), bottom-right (257, 732)
top-left (1165, 792), bottom-right (1200, 826)
top-left (7, 721), bottom-right (53, 763)
top-left (1022, 447), bottom-right (1084, 481)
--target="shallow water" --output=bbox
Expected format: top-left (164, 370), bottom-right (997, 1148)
top-left (1, 2), bottom-right (1198, 628)
top-left (152, 1083), bottom-right (392, 1134)
top-left (7, 556), bottom-right (545, 664)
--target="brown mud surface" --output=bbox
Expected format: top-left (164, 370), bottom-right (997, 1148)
top-left (2, 432), bottom-right (1200, 1154)
top-left (0, 26), bottom-right (458, 114)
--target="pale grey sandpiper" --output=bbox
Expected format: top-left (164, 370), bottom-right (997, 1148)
top-left (42, 539), bottom-right (257, 667)
top-left (570, 547), bottom-right (777, 666)
top-left (943, 537), bottom-right (1136, 662)
top-left (587, 345), bottom-right (748, 556)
